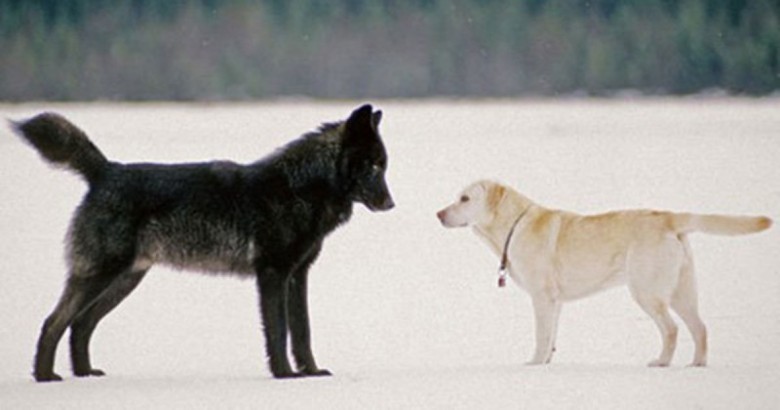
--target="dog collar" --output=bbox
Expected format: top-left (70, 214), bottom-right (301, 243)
top-left (498, 207), bottom-right (530, 288)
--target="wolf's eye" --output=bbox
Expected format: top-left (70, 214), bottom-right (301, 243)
top-left (460, 195), bottom-right (470, 203)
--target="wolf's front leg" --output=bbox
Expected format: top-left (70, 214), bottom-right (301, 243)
top-left (256, 270), bottom-right (299, 378)
top-left (288, 256), bottom-right (331, 377)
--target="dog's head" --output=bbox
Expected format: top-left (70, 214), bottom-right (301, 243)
top-left (340, 104), bottom-right (394, 212)
top-left (437, 180), bottom-right (505, 228)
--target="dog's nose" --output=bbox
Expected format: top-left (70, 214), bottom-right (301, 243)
top-left (436, 209), bottom-right (446, 223)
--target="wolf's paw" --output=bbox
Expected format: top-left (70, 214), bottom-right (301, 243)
top-left (273, 371), bottom-right (305, 379)
top-left (74, 368), bottom-right (106, 377)
top-left (34, 372), bottom-right (63, 382)
top-left (304, 368), bottom-right (332, 377)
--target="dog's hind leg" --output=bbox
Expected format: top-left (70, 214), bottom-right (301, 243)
top-left (628, 242), bottom-right (683, 367)
top-left (34, 275), bottom-right (115, 382)
top-left (287, 243), bottom-right (331, 377)
top-left (670, 241), bottom-right (707, 367)
top-left (70, 268), bottom-right (149, 377)
top-left (671, 294), bottom-right (707, 367)
top-left (634, 295), bottom-right (678, 367)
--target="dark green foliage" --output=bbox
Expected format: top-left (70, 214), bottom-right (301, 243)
top-left (1, 0), bottom-right (778, 100)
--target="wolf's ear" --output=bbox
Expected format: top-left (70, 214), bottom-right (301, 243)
top-left (371, 110), bottom-right (382, 130)
top-left (344, 104), bottom-right (376, 144)
top-left (346, 104), bottom-right (373, 129)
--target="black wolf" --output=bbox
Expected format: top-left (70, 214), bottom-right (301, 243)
top-left (13, 104), bottom-right (394, 382)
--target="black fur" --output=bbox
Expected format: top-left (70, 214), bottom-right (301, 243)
top-left (13, 104), bottom-right (394, 382)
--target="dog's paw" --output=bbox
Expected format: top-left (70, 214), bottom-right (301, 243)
top-left (524, 359), bottom-right (547, 366)
top-left (525, 353), bottom-right (553, 365)
top-left (647, 359), bottom-right (671, 367)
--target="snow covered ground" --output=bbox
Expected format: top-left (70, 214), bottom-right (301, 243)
top-left (0, 99), bottom-right (778, 409)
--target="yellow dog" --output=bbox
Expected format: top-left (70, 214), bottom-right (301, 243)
top-left (438, 180), bottom-right (771, 367)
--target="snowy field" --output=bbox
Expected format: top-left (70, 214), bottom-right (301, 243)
top-left (0, 99), bottom-right (778, 409)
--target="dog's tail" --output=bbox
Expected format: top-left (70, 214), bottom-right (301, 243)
top-left (11, 113), bottom-right (109, 185)
top-left (671, 213), bottom-right (772, 236)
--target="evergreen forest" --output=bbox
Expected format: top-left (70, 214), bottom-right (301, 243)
top-left (1, 0), bottom-right (778, 100)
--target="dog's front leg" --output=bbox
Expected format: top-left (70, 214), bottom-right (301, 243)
top-left (256, 269), bottom-right (299, 378)
top-left (528, 294), bottom-right (561, 365)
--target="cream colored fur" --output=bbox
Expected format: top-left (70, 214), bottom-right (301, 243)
top-left (437, 180), bottom-right (772, 367)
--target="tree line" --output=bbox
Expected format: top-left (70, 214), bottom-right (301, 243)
top-left (1, 0), bottom-right (778, 100)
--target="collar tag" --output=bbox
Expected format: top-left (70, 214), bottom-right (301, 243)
top-left (497, 268), bottom-right (508, 288)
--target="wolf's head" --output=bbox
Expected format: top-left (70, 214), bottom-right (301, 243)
top-left (340, 104), bottom-right (394, 212)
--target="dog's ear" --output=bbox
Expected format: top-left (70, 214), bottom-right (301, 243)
top-left (486, 183), bottom-right (506, 211)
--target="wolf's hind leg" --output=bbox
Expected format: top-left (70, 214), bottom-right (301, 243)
top-left (70, 268), bottom-right (148, 377)
top-left (34, 275), bottom-right (115, 382)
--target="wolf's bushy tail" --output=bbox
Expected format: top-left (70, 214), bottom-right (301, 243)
top-left (671, 213), bottom-right (772, 236)
top-left (12, 113), bottom-right (109, 184)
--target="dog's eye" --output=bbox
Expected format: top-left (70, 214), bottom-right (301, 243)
top-left (460, 195), bottom-right (470, 203)
top-left (371, 164), bottom-right (382, 175)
